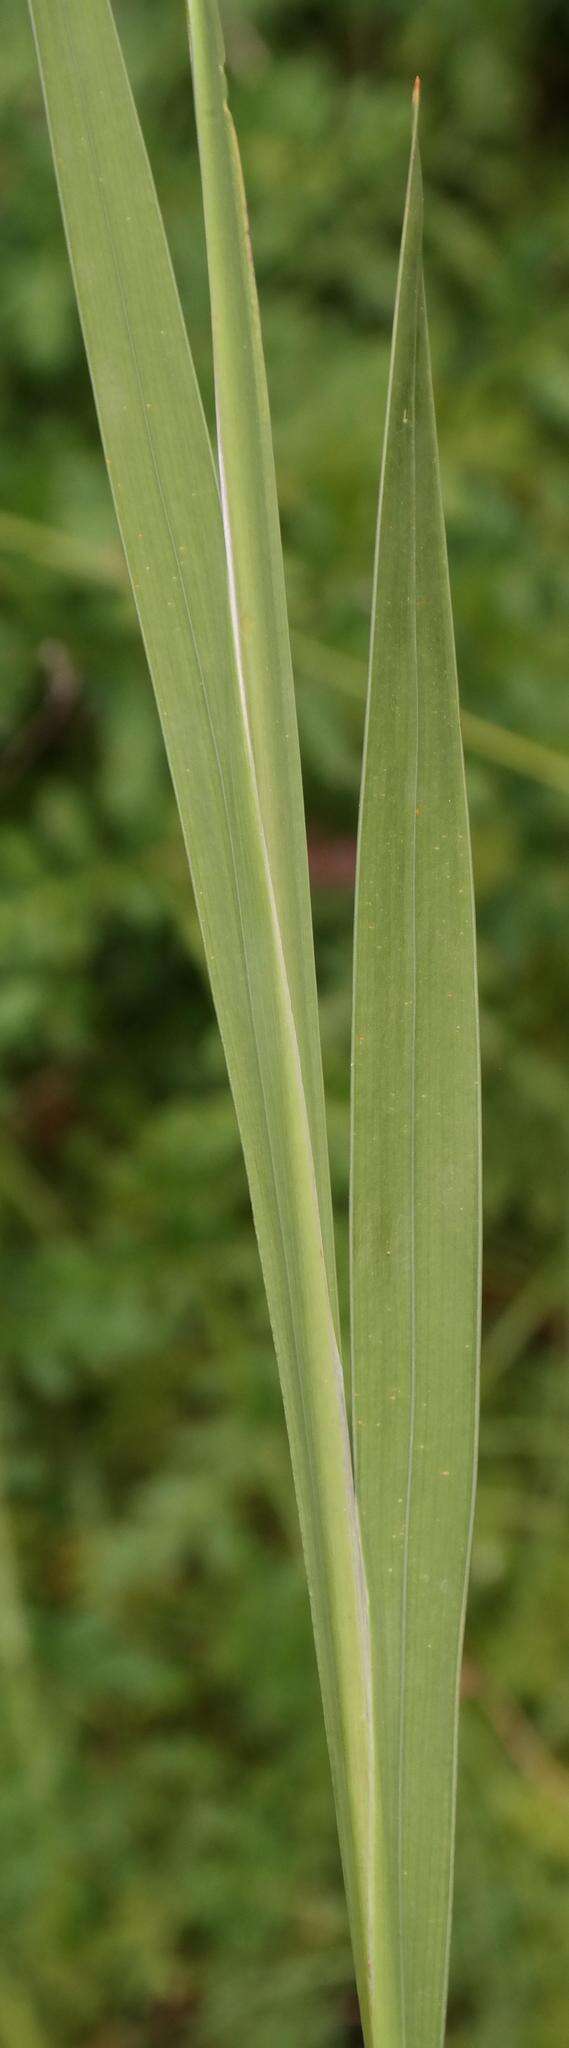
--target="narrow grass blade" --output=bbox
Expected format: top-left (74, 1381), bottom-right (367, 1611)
top-left (27, 0), bottom-right (374, 2012)
top-left (351, 86), bottom-right (481, 2048)
top-left (0, 510), bottom-right (123, 587)
top-left (2, 508), bottom-right (567, 794)
top-left (292, 628), bottom-right (569, 798)
top-left (187, 0), bottom-right (339, 1331)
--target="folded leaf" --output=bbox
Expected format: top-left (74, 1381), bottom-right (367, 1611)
top-left (351, 86), bottom-right (481, 2048)
top-left (187, 0), bottom-right (339, 1333)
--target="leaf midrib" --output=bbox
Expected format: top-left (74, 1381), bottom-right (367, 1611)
top-left (396, 243), bottom-right (421, 2048)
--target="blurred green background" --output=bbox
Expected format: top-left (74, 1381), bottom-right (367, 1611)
top-left (1, 1), bottom-right (568, 2043)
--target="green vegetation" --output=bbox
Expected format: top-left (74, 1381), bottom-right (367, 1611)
top-left (1, 4), bottom-right (567, 2046)
top-left (351, 90), bottom-right (480, 2048)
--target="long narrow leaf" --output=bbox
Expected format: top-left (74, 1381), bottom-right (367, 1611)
top-left (351, 86), bottom-right (481, 2048)
top-left (187, 0), bottom-right (339, 1332)
top-left (27, 0), bottom-right (374, 2014)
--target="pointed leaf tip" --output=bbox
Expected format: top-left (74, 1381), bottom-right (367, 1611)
top-left (351, 65), bottom-right (480, 2047)
top-left (413, 74), bottom-right (421, 105)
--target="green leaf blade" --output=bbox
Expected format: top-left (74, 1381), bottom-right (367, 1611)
top-left (27, 0), bottom-right (374, 2015)
top-left (351, 91), bottom-right (481, 2048)
top-left (187, 0), bottom-right (339, 1334)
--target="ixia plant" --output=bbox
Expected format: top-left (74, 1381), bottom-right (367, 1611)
top-left (28, 3), bottom-right (481, 2043)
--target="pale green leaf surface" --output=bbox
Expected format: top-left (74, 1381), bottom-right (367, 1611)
top-left (351, 93), bottom-right (481, 2048)
top-left (26, 0), bottom-right (374, 2015)
top-left (187, 0), bottom-right (339, 1335)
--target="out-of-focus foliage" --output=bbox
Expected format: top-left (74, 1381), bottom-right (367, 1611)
top-left (0, 2), bottom-right (567, 2044)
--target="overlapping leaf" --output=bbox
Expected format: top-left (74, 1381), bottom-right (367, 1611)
top-left (26, 0), bottom-right (374, 2019)
top-left (187, 0), bottom-right (339, 1333)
